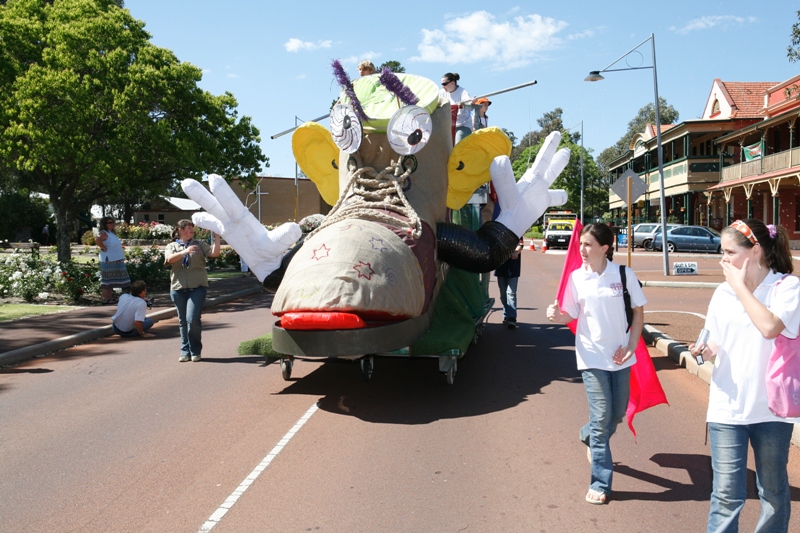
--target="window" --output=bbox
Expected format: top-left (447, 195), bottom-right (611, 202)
top-left (711, 99), bottom-right (720, 116)
top-left (158, 213), bottom-right (165, 222)
top-left (143, 214), bottom-right (150, 222)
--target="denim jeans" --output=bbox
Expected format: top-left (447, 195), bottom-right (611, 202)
top-left (170, 286), bottom-right (207, 356)
top-left (455, 126), bottom-right (472, 144)
top-left (497, 276), bottom-right (518, 321)
top-left (580, 367), bottom-right (630, 495)
top-left (707, 421), bottom-right (793, 533)
top-left (112, 317), bottom-right (154, 337)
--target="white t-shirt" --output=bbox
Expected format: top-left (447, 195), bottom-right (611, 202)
top-left (111, 293), bottom-right (148, 333)
top-left (561, 259), bottom-right (647, 371)
top-left (705, 271), bottom-right (800, 425)
top-left (440, 85), bottom-right (472, 128)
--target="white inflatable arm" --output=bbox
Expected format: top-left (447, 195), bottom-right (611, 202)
top-left (181, 175), bottom-right (302, 281)
top-left (490, 131), bottom-right (570, 236)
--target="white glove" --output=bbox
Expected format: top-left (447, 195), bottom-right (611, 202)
top-left (181, 175), bottom-right (302, 282)
top-left (491, 131), bottom-right (571, 237)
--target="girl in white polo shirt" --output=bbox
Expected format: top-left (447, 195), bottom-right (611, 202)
top-left (691, 219), bottom-right (799, 533)
top-left (547, 223), bottom-right (646, 505)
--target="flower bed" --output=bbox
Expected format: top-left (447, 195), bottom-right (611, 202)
top-left (0, 245), bottom-right (170, 304)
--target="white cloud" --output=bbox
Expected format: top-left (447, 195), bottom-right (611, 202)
top-left (284, 38), bottom-right (333, 53)
top-left (671, 15), bottom-right (757, 34)
top-left (567, 29), bottom-right (596, 41)
top-left (226, 73), bottom-right (240, 78)
top-left (341, 51), bottom-right (380, 67)
top-left (411, 11), bottom-right (568, 70)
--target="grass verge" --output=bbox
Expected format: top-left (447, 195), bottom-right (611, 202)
top-left (0, 303), bottom-right (79, 322)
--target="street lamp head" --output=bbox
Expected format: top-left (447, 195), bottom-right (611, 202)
top-left (584, 71), bottom-right (605, 82)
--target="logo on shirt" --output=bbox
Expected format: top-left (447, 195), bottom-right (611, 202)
top-left (611, 282), bottom-right (623, 297)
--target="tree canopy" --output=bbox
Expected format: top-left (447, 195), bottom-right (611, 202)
top-left (789, 10), bottom-right (800, 63)
top-left (378, 60), bottom-right (405, 73)
top-left (508, 108), bottom-right (602, 222)
top-left (595, 98), bottom-right (680, 174)
top-left (0, 0), bottom-right (267, 260)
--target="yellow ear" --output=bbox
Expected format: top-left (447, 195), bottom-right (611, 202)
top-left (292, 122), bottom-right (340, 206)
top-left (446, 127), bottom-right (512, 210)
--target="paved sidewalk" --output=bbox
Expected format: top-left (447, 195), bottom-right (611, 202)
top-left (0, 274), bottom-right (264, 366)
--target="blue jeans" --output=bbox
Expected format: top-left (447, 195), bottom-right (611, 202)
top-left (112, 318), bottom-right (154, 337)
top-left (455, 126), bottom-right (472, 144)
top-left (580, 367), bottom-right (630, 495)
top-left (707, 421), bottom-right (793, 533)
top-left (170, 286), bottom-right (207, 356)
top-left (497, 276), bottom-right (518, 321)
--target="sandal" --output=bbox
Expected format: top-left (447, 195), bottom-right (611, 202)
top-left (101, 299), bottom-right (116, 305)
top-left (585, 489), bottom-right (607, 505)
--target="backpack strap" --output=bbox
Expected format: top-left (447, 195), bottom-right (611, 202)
top-left (620, 264), bottom-right (633, 333)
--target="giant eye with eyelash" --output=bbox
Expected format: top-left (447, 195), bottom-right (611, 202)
top-left (330, 104), bottom-right (362, 153)
top-left (386, 105), bottom-right (432, 155)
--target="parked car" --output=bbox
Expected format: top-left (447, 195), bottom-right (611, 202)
top-left (632, 223), bottom-right (681, 250)
top-left (652, 225), bottom-right (722, 253)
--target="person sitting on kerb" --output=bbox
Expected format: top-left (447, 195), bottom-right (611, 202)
top-left (111, 280), bottom-right (155, 338)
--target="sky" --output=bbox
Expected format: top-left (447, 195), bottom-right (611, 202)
top-left (125, 1), bottom-right (800, 179)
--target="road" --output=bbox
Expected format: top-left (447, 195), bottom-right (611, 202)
top-left (1, 250), bottom-right (798, 532)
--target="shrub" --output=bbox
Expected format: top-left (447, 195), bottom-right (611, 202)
top-left (0, 249), bottom-right (98, 303)
top-left (57, 261), bottom-right (99, 303)
top-left (124, 246), bottom-right (169, 289)
top-left (81, 230), bottom-right (96, 245)
top-left (206, 246), bottom-right (240, 270)
top-left (116, 221), bottom-right (174, 240)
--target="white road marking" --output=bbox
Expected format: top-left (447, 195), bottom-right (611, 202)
top-left (644, 310), bottom-right (707, 320)
top-left (198, 402), bottom-right (319, 532)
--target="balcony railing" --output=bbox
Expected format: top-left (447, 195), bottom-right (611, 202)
top-left (721, 147), bottom-right (800, 183)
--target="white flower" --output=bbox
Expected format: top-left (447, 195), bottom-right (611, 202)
top-left (38, 292), bottom-right (49, 300)
top-left (11, 271), bottom-right (22, 280)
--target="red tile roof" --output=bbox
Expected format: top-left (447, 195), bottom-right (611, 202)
top-left (644, 123), bottom-right (676, 140)
top-left (719, 81), bottom-right (778, 118)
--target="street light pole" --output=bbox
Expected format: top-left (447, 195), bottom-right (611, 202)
top-left (585, 33), bottom-right (670, 275)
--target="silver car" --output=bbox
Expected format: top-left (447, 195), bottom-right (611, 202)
top-left (632, 223), bottom-right (681, 250)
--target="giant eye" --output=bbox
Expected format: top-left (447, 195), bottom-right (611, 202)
top-left (330, 104), bottom-right (362, 153)
top-left (387, 105), bottom-right (432, 155)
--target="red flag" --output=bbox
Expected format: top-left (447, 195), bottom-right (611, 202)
top-left (554, 221), bottom-right (668, 439)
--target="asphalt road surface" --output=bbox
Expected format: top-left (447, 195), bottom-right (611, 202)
top-left (1, 250), bottom-right (798, 532)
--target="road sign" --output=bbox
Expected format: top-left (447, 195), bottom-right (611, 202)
top-left (611, 169), bottom-right (647, 206)
top-left (673, 261), bottom-right (698, 275)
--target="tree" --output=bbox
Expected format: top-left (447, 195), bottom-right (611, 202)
top-left (0, 0), bottom-right (267, 261)
top-left (378, 60), bottom-right (405, 73)
top-left (596, 98), bottom-right (679, 173)
top-left (510, 107), bottom-right (565, 162)
top-left (0, 187), bottom-right (51, 242)
top-left (500, 128), bottom-right (517, 146)
top-left (789, 10), bottom-right (800, 62)
top-left (510, 128), bottom-right (602, 221)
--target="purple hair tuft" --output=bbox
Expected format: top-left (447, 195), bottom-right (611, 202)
top-left (379, 67), bottom-right (419, 106)
top-left (331, 59), bottom-right (370, 122)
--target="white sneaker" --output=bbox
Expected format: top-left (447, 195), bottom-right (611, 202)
top-left (191, 355), bottom-right (201, 362)
top-left (179, 355), bottom-right (190, 362)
